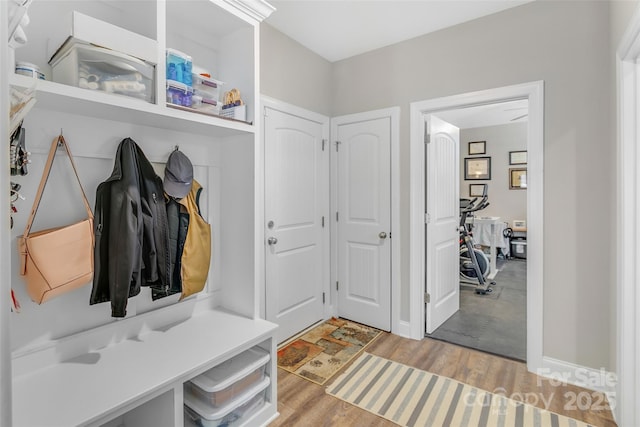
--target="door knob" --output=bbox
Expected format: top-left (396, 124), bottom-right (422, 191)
top-left (379, 232), bottom-right (387, 239)
top-left (267, 237), bottom-right (278, 245)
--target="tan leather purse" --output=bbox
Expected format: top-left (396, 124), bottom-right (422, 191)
top-left (18, 135), bottom-right (94, 304)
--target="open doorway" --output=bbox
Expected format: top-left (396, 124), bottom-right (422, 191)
top-left (409, 81), bottom-right (544, 373)
top-left (425, 100), bottom-right (529, 361)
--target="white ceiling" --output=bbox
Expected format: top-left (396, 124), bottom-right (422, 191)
top-left (265, 0), bottom-right (534, 63)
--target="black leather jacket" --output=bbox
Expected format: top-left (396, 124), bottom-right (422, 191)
top-left (90, 138), bottom-right (170, 317)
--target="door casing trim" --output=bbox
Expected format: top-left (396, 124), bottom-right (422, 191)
top-left (409, 81), bottom-right (544, 374)
top-left (616, 4), bottom-right (640, 424)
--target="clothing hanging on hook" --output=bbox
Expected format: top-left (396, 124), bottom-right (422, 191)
top-left (10, 125), bottom-right (29, 175)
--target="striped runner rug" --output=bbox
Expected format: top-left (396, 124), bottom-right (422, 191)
top-left (326, 353), bottom-right (594, 427)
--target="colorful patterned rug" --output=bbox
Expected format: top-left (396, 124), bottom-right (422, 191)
top-left (327, 353), bottom-right (598, 427)
top-left (277, 318), bottom-right (382, 385)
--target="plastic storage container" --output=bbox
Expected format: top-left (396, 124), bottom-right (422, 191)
top-left (15, 62), bottom-right (45, 80)
top-left (166, 79), bottom-right (193, 107)
top-left (49, 39), bottom-right (155, 103)
top-left (187, 347), bottom-right (269, 408)
top-left (510, 239), bottom-right (527, 259)
top-left (191, 95), bottom-right (221, 115)
top-left (184, 376), bottom-right (270, 427)
top-left (166, 48), bottom-right (192, 86)
top-left (192, 74), bottom-right (223, 104)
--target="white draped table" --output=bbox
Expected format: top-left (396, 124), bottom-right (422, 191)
top-left (467, 216), bottom-right (508, 280)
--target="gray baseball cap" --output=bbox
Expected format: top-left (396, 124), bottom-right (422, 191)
top-left (164, 150), bottom-right (193, 198)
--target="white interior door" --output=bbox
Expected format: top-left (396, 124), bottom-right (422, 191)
top-left (265, 107), bottom-right (328, 343)
top-left (425, 115), bottom-right (460, 334)
top-left (335, 115), bottom-right (391, 331)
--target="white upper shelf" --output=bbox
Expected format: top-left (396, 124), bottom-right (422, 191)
top-left (10, 74), bottom-right (255, 138)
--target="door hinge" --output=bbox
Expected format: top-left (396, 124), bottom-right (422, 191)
top-left (425, 292), bottom-right (430, 303)
top-left (336, 211), bottom-right (339, 222)
top-left (335, 140), bottom-right (341, 152)
top-left (322, 139), bottom-right (327, 151)
top-left (425, 213), bottom-right (430, 224)
top-left (322, 292), bottom-right (326, 304)
top-left (264, 107), bottom-right (268, 118)
top-left (424, 126), bottom-right (430, 144)
top-left (336, 281), bottom-right (339, 291)
top-left (322, 216), bottom-right (325, 227)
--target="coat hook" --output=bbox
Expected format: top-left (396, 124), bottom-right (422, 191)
top-left (174, 145), bottom-right (179, 151)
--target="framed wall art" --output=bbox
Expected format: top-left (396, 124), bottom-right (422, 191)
top-left (509, 150), bottom-right (527, 165)
top-left (468, 141), bottom-right (486, 155)
top-left (509, 168), bottom-right (527, 189)
top-left (464, 157), bottom-right (491, 180)
top-left (469, 183), bottom-right (487, 197)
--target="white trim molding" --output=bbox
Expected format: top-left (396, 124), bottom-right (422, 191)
top-left (539, 357), bottom-right (617, 407)
top-left (395, 320), bottom-right (413, 339)
top-left (261, 95), bottom-right (330, 125)
top-left (1, 1), bottom-right (13, 424)
top-left (390, 107), bottom-right (401, 336)
top-left (409, 81), bottom-right (544, 374)
top-left (616, 4), bottom-right (640, 426)
top-left (222, 0), bottom-right (276, 22)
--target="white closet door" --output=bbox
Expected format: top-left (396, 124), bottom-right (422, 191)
top-left (335, 115), bottom-right (391, 331)
top-left (265, 107), bottom-right (327, 343)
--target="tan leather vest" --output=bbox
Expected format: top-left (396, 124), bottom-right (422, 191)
top-left (179, 180), bottom-right (211, 299)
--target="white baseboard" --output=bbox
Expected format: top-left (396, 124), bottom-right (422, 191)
top-left (394, 320), bottom-right (414, 339)
top-left (539, 356), bottom-right (617, 418)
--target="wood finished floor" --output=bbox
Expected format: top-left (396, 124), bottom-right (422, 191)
top-left (269, 333), bottom-right (617, 427)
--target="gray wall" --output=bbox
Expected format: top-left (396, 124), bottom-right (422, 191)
top-left (260, 23), bottom-right (332, 116)
top-left (331, 0), bottom-right (612, 370)
top-left (261, 0), bottom-right (616, 370)
top-left (460, 123), bottom-right (527, 227)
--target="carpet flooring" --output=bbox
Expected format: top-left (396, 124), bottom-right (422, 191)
top-left (327, 352), bottom-right (595, 427)
top-left (427, 259), bottom-right (527, 361)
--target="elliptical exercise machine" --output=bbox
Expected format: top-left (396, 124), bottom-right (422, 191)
top-left (459, 186), bottom-right (496, 294)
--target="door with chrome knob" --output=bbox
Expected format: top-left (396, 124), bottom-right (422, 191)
top-left (336, 113), bottom-right (392, 332)
top-left (264, 105), bottom-right (328, 343)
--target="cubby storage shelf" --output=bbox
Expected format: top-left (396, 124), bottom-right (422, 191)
top-left (4, 0), bottom-right (277, 425)
top-left (10, 74), bottom-right (255, 138)
top-left (12, 309), bottom-right (277, 427)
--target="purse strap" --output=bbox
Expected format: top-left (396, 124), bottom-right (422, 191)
top-left (23, 135), bottom-right (94, 237)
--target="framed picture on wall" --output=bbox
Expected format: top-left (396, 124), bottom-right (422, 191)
top-left (468, 141), bottom-right (486, 155)
top-left (464, 157), bottom-right (491, 180)
top-left (509, 150), bottom-right (527, 165)
top-left (469, 183), bottom-right (487, 197)
top-left (509, 168), bottom-right (527, 189)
